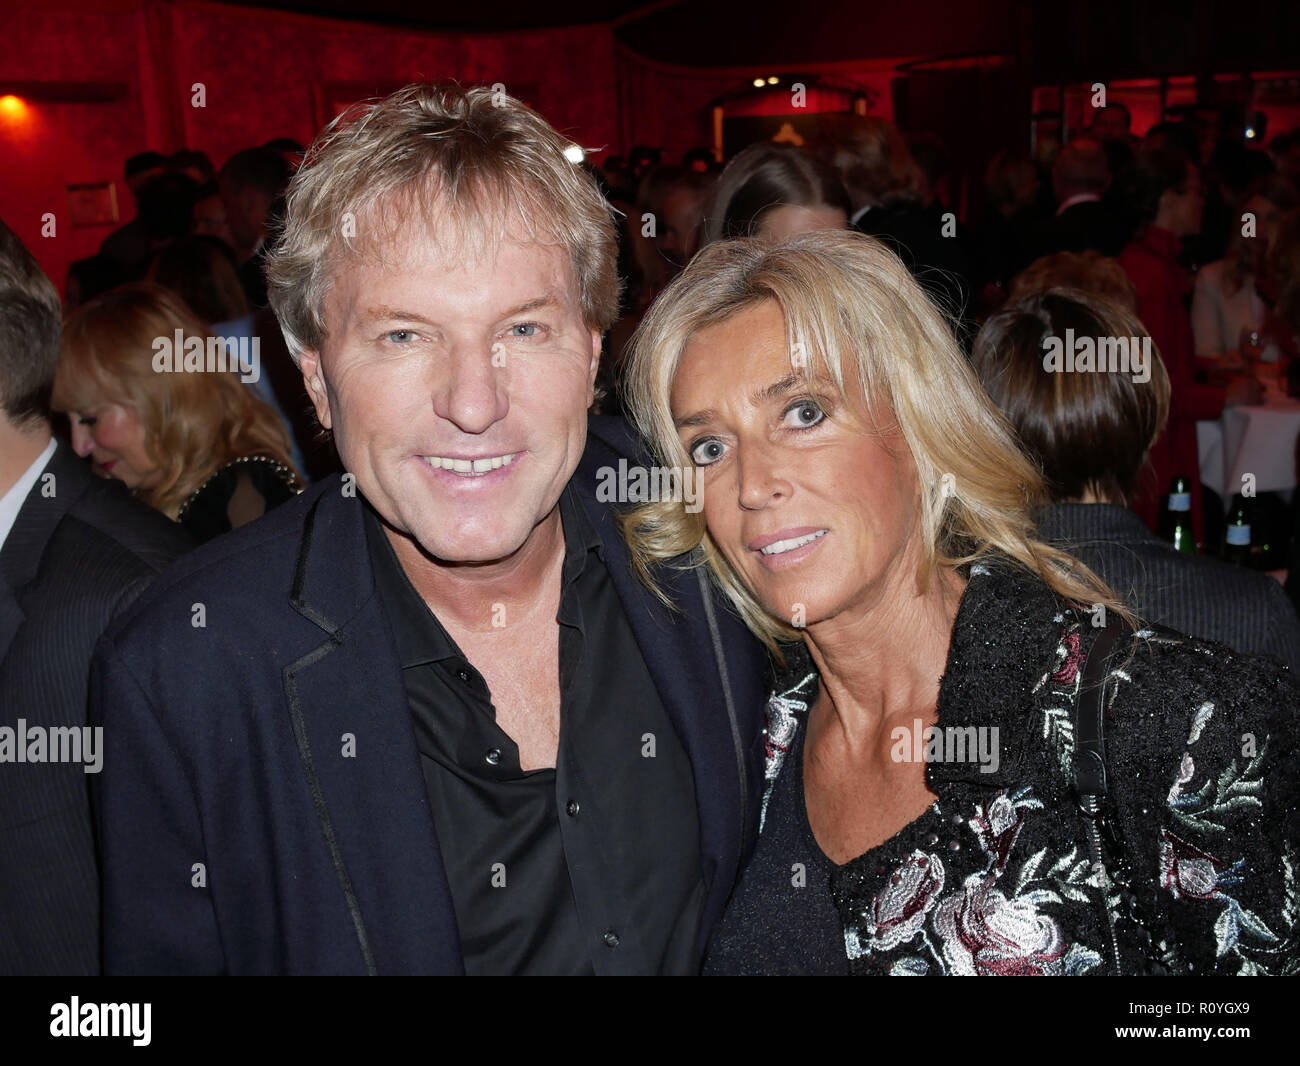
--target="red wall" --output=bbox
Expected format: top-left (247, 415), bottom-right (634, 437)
top-left (1, 0), bottom-right (619, 294)
top-left (614, 46), bottom-right (901, 164)
top-left (1, 3), bottom-right (152, 293)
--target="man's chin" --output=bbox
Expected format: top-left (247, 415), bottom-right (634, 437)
top-left (405, 526), bottom-right (534, 567)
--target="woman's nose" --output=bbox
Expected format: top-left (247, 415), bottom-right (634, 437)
top-left (735, 444), bottom-right (790, 509)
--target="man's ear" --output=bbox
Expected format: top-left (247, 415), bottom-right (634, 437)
top-left (587, 327), bottom-right (602, 398)
top-left (298, 349), bottom-right (333, 430)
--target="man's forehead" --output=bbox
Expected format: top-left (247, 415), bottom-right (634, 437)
top-left (323, 228), bottom-right (579, 325)
top-left (349, 207), bottom-right (565, 269)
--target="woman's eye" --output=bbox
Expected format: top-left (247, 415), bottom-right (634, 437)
top-left (689, 438), bottom-right (726, 466)
top-left (77, 414), bottom-right (97, 427)
top-left (783, 400), bottom-right (825, 429)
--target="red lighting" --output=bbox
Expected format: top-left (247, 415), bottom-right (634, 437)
top-left (0, 95), bottom-right (29, 120)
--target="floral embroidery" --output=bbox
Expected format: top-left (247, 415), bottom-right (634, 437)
top-left (758, 669), bottom-right (815, 831)
top-left (845, 788), bottom-right (1103, 976)
top-left (933, 874), bottom-right (1068, 975)
top-left (1161, 744), bottom-right (1289, 972)
top-left (1051, 631), bottom-right (1082, 684)
top-left (1033, 616), bottom-right (1088, 777)
top-left (864, 851), bottom-right (946, 952)
top-left (1167, 738), bottom-right (1266, 836)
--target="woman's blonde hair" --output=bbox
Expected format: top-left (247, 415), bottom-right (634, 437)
top-left (55, 282), bottom-right (300, 517)
top-left (266, 81), bottom-right (621, 366)
top-left (621, 229), bottom-right (1128, 651)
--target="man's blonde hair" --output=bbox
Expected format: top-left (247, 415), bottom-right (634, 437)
top-left (620, 229), bottom-right (1128, 651)
top-left (267, 82), bottom-right (621, 365)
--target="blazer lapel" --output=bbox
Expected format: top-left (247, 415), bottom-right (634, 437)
top-left (282, 484), bottom-right (463, 974)
top-left (574, 435), bottom-right (767, 926)
top-left (0, 442), bottom-right (87, 668)
top-left (0, 441), bottom-right (86, 589)
top-left (0, 583), bottom-right (21, 671)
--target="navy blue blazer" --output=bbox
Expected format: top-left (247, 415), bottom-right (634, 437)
top-left (89, 417), bottom-right (768, 974)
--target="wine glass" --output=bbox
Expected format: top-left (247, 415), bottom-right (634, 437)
top-left (1238, 327), bottom-right (1264, 372)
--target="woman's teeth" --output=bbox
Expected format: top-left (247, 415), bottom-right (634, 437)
top-left (760, 530), bottom-right (827, 555)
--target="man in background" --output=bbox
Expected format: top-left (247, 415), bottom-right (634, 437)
top-left (0, 219), bottom-right (191, 975)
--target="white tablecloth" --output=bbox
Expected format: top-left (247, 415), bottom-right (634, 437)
top-left (1197, 382), bottom-right (1300, 499)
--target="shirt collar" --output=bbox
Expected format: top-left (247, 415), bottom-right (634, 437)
top-left (363, 479), bottom-right (603, 669)
top-left (1056, 192), bottom-right (1101, 215)
top-left (1033, 502), bottom-right (1156, 547)
top-left (0, 435), bottom-right (56, 555)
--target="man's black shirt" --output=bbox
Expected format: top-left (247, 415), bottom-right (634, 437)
top-left (362, 484), bottom-right (704, 974)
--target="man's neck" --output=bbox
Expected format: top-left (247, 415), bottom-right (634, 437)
top-left (0, 418), bottom-right (53, 498)
top-left (384, 505), bottom-right (567, 634)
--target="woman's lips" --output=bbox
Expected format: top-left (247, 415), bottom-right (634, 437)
top-left (752, 529), bottom-right (829, 571)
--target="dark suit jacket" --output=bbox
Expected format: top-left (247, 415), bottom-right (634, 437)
top-left (0, 440), bottom-right (192, 975)
top-left (854, 201), bottom-right (974, 342)
top-left (1036, 502), bottom-right (1300, 671)
top-left (90, 417), bottom-right (768, 974)
top-left (1031, 198), bottom-right (1128, 261)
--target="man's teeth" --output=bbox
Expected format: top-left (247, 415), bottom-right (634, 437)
top-left (422, 453), bottom-right (518, 476)
top-left (760, 530), bottom-right (827, 556)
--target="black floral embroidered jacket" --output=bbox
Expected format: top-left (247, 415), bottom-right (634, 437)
top-left (764, 558), bottom-right (1300, 975)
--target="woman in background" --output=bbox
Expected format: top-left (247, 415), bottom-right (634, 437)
top-left (702, 141), bottom-right (851, 245)
top-left (1192, 174), bottom-right (1298, 365)
top-left (55, 282), bottom-right (302, 543)
top-left (973, 286), bottom-right (1300, 669)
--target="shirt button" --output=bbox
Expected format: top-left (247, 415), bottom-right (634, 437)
top-left (603, 930), bottom-right (619, 948)
top-left (485, 748), bottom-right (501, 766)
top-left (456, 668), bottom-right (471, 683)
top-left (566, 800), bottom-right (580, 817)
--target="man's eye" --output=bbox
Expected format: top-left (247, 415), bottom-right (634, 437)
top-left (509, 323), bottom-right (539, 338)
top-left (783, 400), bottom-right (825, 429)
top-left (387, 329), bottom-right (416, 343)
top-left (77, 415), bottom-right (98, 427)
top-left (690, 438), bottom-right (726, 466)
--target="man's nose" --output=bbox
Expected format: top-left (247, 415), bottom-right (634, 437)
top-left (434, 343), bottom-right (510, 434)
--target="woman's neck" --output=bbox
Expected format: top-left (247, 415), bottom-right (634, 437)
top-left (802, 562), bottom-right (967, 754)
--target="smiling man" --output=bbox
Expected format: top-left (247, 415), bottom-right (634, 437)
top-left (88, 83), bottom-right (766, 975)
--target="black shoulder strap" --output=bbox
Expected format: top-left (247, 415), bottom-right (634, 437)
top-left (1072, 613), bottom-right (1128, 800)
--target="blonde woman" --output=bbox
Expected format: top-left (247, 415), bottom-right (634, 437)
top-left (622, 229), bottom-right (1299, 976)
top-left (55, 283), bottom-right (302, 543)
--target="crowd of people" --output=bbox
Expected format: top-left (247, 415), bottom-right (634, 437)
top-left (1, 83), bottom-right (1298, 977)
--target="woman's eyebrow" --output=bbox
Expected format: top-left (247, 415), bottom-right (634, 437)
top-left (675, 372), bottom-right (822, 429)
